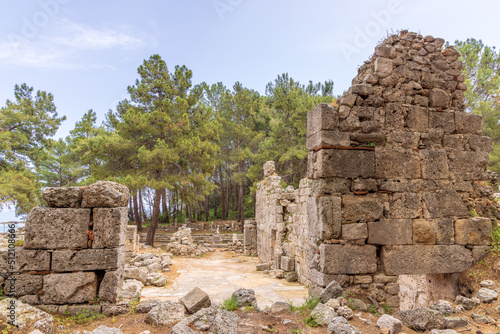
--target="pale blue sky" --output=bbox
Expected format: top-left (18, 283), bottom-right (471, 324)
top-left (0, 0), bottom-right (499, 138)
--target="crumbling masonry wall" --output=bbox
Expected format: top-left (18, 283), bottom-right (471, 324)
top-left (256, 31), bottom-right (498, 310)
top-left (0, 181), bottom-right (129, 309)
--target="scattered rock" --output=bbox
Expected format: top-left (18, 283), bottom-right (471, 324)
top-left (325, 298), bottom-right (341, 311)
top-left (270, 301), bottom-right (291, 313)
top-left (180, 287), bottom-right (211, 314)
top-left (479, 280), bottom-right (497, 288)
top-left (327, 316), bottom-right (361, 334)
top-left (145, 301), bottom-right (186, 326)
top-left (429, 300), bottom-right (455, 315)
top-left (443, 317), bottom-right (467, 329)
top-left (311, 303), bottom-right (338, 326)
top-left (82, 326), bottom-right (123, 334)
top-left (398, 308), bottom-right (444, 331)
top-left (430, 330), bottom-right (458, 334)
top-left (454, 295), bottom-right (480, 310)
top-left (336, 306), bottom-right (353, 320)
top-left (0, 298), bottom-right (53, 330)
top-left (347, 298), bottom-right (367, 312)
top-left (319, 280), bottom-right (343, 303)
top-left (476, 288), bottom-right (498, 303)
top-left (471, 313), bottom-right (493, 324)
top-left (171, 305), bottom-right (238, 334)
top-left (232, 288), bottom-right (258, 308)
top-left (377, 314), bottom-right (402, 334)
top-left (136, 299), bottom-right (162, 313)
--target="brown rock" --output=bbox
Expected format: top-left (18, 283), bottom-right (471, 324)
top-left (316, 149), bottom-right (375, 179)
top-left (455, 112), bottom-right (483, 135)
top-left (375, 148), bottom-right (421, 179)
top-left (306, 131), bottom-right (350, 151)
top-left (307, 103), bottom-right (339, 137)
top-left (367, 219), bottom-right (412, 245)
top-left (343, 195), bottom-right (384, 222)
top-left (81, 181), bottom-right (130, 208)
top-left (455, 218), bottom-right (492, 245)
top-left (420, 150), bottom-right (450, 180)
top-left (374, 57), bottom-right (394, 78)
top-left (429, 88), bottom-right (450, 108)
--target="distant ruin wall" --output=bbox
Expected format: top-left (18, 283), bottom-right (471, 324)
top-left (256, 31), bottom-right (499, 310)
top-left (0, 181), bottom-right (129, 308)
top-left (255, 161), bottom-right (310, 284)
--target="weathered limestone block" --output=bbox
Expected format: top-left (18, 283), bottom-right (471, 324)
top-left (6, 274), bottom-right (43, 296)
top-left (340, 106), bottom-right (383, 132)
top-left (93, 207), bottom-right (128, 249)
top-left (306, 131), bottom-right (350, 151)
top-left (181, 287), bottom-right (211, 314)
top-left (455, 218), bottom-right (492, 245)
top-left (0, 249), bottom-right (50, 273)
top-left (309, 178), bottom-right (350, 196)
top-left (40, 272), bottom-right (98, 304)
top-left (308, 269), bottom-right (350, 288)
top-left (367, 219), bottom-right (412, 245)
top-left (307, 195), bottom-right (341, 240)
top-left (307, 103), bottom-right (339, 137)
top-left (320, 244), bottom-right (377, 274)
top-left (455, 112), bottom-right (483, 135)
top-left (406, 105), bottom-right (429, 132)
top-left (281, 256), bottom-right (295, 271)
top-left (420, 150), bottom-right (450, 179)
top-left (429, 88), bottom-right (450, 108)
top-left (342, 223), bottom-right (368, 241)
top-left (350, 133), bottom-right (386, 147)
top-left (429, 111), bottom-right (455, 133)
top-left (52, 247), bottom-right (124, 271)
top-left (316, 149), bottom-right (375, 179)
top-left (375, 148), bottom-right (421, 179)
top-left (386, 131), bottom-right (420, 148)
top-left (43, 187), bottom-right (82, 208)
top-left (447, 149), bottom-right (489, 180)
top-left (381, 245), bottom-right (473, 275)
top-left (374, 57), bottom-right (393, 78)
top-left (99, 270), bottom-right (124, 303)
top-left (423, 191), bottom-right (468, 218)
top-left (81, 181), bottom-right (130, 208)
top-left (343, 195), bottom-right (383, 222)
top-left (469, 135), bottom-right (493, 152)
top-left (24, 207), bottom-right (91, 249)
top-left (387, 192), bottom-right (422, 219)
top-left (413, 219), bottom-right (454, 245)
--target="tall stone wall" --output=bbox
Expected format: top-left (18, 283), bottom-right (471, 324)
top-left (255, 161), bottom-right (310, 284)
top-left (1, 181), bottom-right (129, 308)
top-left (305, 31), bottom-right (497, 309)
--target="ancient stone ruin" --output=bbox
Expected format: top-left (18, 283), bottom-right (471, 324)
top-left (254, 31), bottom-right (498, 311)
top-left (1, 181), bottom-right (129, 311)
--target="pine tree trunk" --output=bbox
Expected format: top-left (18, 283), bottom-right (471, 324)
top-left (213, 189), bottom-right (218, 219)
top-left (145, 188), bottom-right (162, 246)
top-left (162, 188), bottom-right (168, 215)
top-left (225, 166), bottom-right (230, 220)
top-left (205, 195), bottom-right (209, 221)
top-left (133, 193), bottom-right (142, 232)
top-left (219, 165), bottom-right (225, 220)
top-left (139, 190), bottom-right (145, 220)
top-left (240, 182), bottom-right (245, 232)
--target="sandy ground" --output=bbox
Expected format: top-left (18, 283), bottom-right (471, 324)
top-left (140, 251), bottom-right (309, 308)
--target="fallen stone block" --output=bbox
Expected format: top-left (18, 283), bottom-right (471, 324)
top-left (171, 305), bottom-right (238, 334)
top-left (145, 301), bottom-right (186, 326)
top-left (377, 314), bottom-right (402, 334)
top-left (180, 287), bottom-right (211, 314)
top-left (280, 256), bottom-right (295, 271)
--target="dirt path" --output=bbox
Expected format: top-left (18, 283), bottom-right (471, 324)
top-left (141, 251), bottom-right (309, 308)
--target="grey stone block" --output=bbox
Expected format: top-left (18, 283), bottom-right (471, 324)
top-left (43, 187), bottom-right (82, 208)
top-left (81, 181), bottom-right (130, 208)
top-left (367, 220), bottom-right (412, 245)
top-left (320, 244), bottom-right (377, 274)
top-left (93, 207), bottom-right (128, 249)
top-left (52, 247), bottom-right (124, 271)
top-left (40, 272), bottom-right (98, 304)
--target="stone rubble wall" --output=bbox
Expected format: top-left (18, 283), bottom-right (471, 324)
top-left (0, 181), bottom-right (129, 309)
top-left (305, 31), bottom-right (497, 310)
top-left (255, 161), bottom-right (310, 284)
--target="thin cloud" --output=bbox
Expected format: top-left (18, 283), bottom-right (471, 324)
top-left (0, 19), bottom-right (157, 70)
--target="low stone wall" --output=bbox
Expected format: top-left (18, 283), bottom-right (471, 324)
top-left (138, 231), bottom-right (243, 245)
top-left (0, 181), bottom-right (129, 309)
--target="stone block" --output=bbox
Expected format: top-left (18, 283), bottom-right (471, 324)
top-left (420, 150), bottom-right (450, 179)
top-left (306, 131), bottom-right (350, 151)
top-left (93, 207), bottom-right (128, 249)
top-left (455, 112), bottom-right (483, 135)
top-left (6, 274), bottom-right (43, 296)
top-left (429, 88), bottom-right (450, 108)
top-left (447, 149), bottom-right (489, 180)
top-left (352, 84), bottom-right (373, 95)
top-left (350, 133), bottom-right (386, 147)
top-left (375, 148), bottom-right (421, 179)
top-left (423, 191), bottom-right (468, 218)
top-left (342, 223), bottom-right (368, 240)
top-left (387, 192), bottom-right (422, 219)
top-left (24, 207), bottom-right (91, 250)
top-left (40, 272), bottom-right (98, 305)
top-left (381, 245), bottom-right (473, 275)
top-left (307, 103), bottom-right (339, 137)
top-left (99, 269), bottom-right (124, 303)
top-left (307, 269), bottom-right (350, 288)
top-left (340, 106), bottom-right (383, 132)
top-left (429, 111), bottom-right (455, 133)
top-left (351, 179), bottom-right (377, 193)
top-left (280, 256), bottom-right (295, 271)
top-left (309, 178), bottom-right (350, 196)
top-left (367, 220), bottom-right (412, 245)
top-left (353, 275), bottom-right (372, 284)
top-left (469, 135), bottom-right (493, 152)
top-left (320, 244), bottom-right (377, 274)
top-left (0, 249), bottom-right (50, 273)
top-left (181, 287), bottom-right (211, 314)
top-left (81, 181), bottom-right (130, 208)
top-left (43, 187), bottom-right (82, 208)
top-left (413, 219), bottom-right (454, 245)
top-left (406, 105), bottom-right (429, 132)
top-left (343, 195), bottom-right (383, 222)
top-left (374, 57), bottom-right (393, 78)
top-left (52, 247), bottom-right (124, 271)
top-left (307, 195), bottom-right (341, 240)
top-left (455, 218), bottom-right (492, 245)
top-left (316, 149), bottom-right (375, 179)
top-left (386, 131), bottom-right (420, 148)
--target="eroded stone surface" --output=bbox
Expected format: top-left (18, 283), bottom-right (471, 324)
top-left (81, 181), bottom-right (130, 208)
